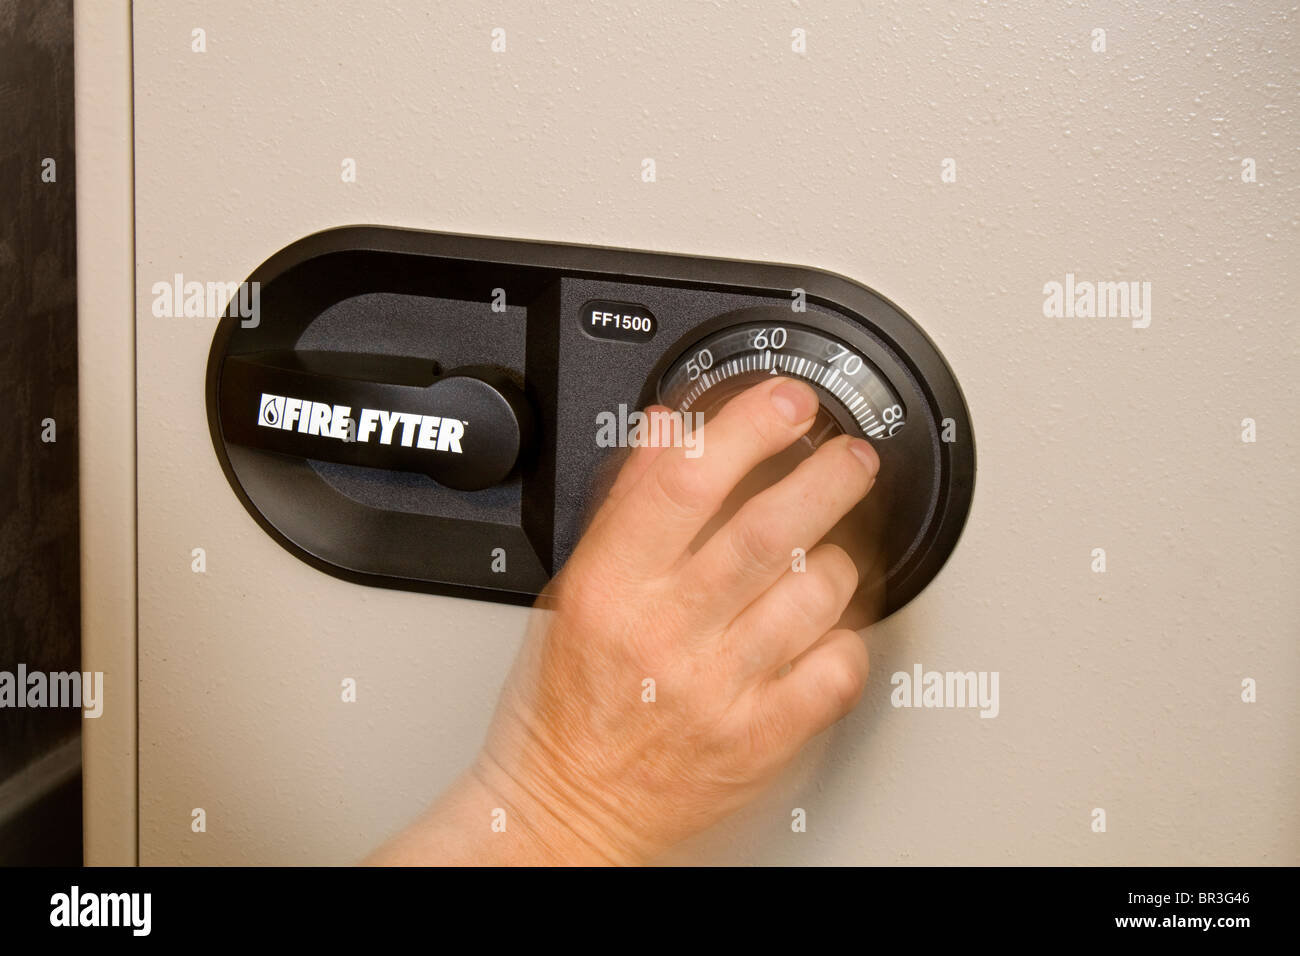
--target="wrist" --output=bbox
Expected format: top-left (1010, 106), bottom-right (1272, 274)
top-left (467, 751), bottom-right (643, 866)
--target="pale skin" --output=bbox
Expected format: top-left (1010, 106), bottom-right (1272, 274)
top-left (367, 377), bottom-right (880, 865)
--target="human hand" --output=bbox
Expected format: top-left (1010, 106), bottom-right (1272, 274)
top-left (369, 377), bottom-right (880, 865)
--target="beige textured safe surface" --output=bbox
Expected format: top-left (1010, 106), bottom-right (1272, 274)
top-left (130, 1), bottom-right (1298, 864)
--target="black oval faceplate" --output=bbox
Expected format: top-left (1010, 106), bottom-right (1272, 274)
top-left (206, 226), bottom-right (975, 617)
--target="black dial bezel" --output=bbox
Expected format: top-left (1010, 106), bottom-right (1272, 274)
top-left (639, 304), bottom-right (967, 616)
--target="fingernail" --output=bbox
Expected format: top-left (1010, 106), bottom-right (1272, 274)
top-left (770, 380), bottom-right (818, 423)
top-left (848, 438), bottom-right (879, 476)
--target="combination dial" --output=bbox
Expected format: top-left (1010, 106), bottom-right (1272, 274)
top-left (643, 304), bottom-right (972, 621)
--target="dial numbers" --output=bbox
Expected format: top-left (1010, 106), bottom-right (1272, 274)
top-left (658, 323), bottom-right (906, 439)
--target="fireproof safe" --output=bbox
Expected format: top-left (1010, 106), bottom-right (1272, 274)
top-left (78, 1), bottom-right (1298, 866)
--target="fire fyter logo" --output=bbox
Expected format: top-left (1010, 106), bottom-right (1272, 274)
top-left (257, 392), bottom-right (466, 453)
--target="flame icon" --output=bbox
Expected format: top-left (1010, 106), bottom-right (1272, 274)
top-left (258, 394), bottom-right (285, 428)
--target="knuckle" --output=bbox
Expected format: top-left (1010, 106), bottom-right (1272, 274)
top-left (648, 457), bottom-right (708, 521)
top-left (740, 398), bottom-right (784, 446)
top-left (715, 386), bottom-right (790, 449)
top-left (820, 642), bottom-right (868, 711)
top-left (796, 569), bottom-right (843, 629)
top-left (793, 549), bottom-right (858, 626)
top-left (670, 580), bottom-right (715, 624)
top-left (809, 435), bottom-right (871, 487)
top-left (729, 512), bottom-right (787, 575)
top-left (819, 544), bottom-right (860, 599)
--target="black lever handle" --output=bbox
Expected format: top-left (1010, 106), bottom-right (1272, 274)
top-left (219, 350), bottom-right (533, 491)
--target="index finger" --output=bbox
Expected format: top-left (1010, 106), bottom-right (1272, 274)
top-left (592, 377), bottom-right (821, 576)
